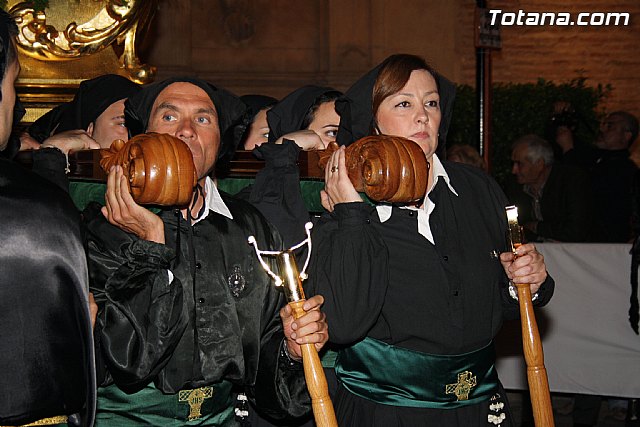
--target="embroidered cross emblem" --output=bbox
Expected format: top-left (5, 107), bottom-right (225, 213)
top-left (178, 386), bottom-right (214, 420)
top-left (445, 370), bottom-right (477, 401)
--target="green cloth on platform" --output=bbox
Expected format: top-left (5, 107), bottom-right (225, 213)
top-left (70, 181), bottom-right (106, 211)
top-left (95, 381), bottom-right (234, 426)
top-left (70, 178), bottom-right (326, 214)
top-left (335, 337), bottom-right (498, 409)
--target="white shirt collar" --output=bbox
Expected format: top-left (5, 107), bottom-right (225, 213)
top-left (192, 176), bottom-right (233, 224)
top-left (375, 154), bottom-right (457, 244)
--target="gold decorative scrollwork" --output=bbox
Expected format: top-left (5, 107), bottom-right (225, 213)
top-left (9, 0), bottom-right (158, 84)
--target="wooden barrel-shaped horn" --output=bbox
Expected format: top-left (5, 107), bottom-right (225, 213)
top-left (318, 135), bottom-right (428, 203)
top-left (99, 133), bottom-right (197, 207)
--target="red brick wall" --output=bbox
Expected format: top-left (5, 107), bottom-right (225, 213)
top-left (455, 0), bottom-right (640, 119)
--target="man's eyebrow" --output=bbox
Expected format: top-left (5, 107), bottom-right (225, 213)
top-left (153, 102), bottom-right (179, 113)
top-left (195, 107), bottom-right (217, 116)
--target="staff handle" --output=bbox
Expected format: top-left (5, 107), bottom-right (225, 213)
top-left (515, 282), bottom-right (555, 427)
top-left (289, 300), bottom-right (338, 427)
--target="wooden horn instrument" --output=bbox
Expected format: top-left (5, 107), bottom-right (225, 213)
top-left (99, 132), bottom-right (198, 207)
top-left (317, 135), bottom-right (429, 203)
top-left (506, 206), bottom-right (555, 427)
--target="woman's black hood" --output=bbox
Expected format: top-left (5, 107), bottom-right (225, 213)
top-left (267, 85), bottom-right (340, 143)
top-left (335, 57), bottom-right (456, 157)
top-left (125, 76), bottom-right (246, 164)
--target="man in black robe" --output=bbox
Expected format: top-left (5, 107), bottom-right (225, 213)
top-left (84, 77), bottom-right (327, 425)
top-left (0, 10), bottom-right (96, 426)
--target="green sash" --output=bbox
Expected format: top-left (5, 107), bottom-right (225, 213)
top-left (335, 338), bottom-right (498, 409)
top-left (96, 381), bottom-right (234, 426)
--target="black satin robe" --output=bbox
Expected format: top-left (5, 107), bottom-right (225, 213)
top-left (83, 191), bottom-right (310, 420)
top-left (0, 158), bottom-right (95, 426)
top-left (307, 161), bottom-right (555, 427)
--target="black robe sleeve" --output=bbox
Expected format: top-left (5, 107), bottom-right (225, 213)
top-left (236, 140), bottom-right (310, 248)
top-left (306, 202), bottom-right (389, 345)
top-left (30, 147), bottom-right (70, 192)
top-left (484, 169), bottom-right (555, 319)
top-left (83, 207), bottom-right (189, 392)
top-left (250, 283), bottom-right (309, 420)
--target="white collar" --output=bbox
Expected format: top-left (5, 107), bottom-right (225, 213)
top-left (192, 176), bottom-right (233, 224)
top-left (375, 154), bottom-right (457, 244)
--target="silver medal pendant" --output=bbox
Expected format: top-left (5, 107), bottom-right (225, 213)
top-left (227, 265), bottom-right (246, 297)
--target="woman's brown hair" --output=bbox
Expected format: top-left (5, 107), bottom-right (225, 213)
top-left (371, 54), bottom-right (439, 123)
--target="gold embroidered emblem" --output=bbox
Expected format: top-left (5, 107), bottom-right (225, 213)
top-left (445, 370), bottom-right (477, 401)
top-left (178, 386), bottom-right (214, 421)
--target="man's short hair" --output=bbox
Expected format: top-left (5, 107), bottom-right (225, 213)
top-left (0, 10), bottom-right (18, 93)
top-left (512, 134), bottom-right (554, 166)
top-left (609, 111), bottom-right (639, 145)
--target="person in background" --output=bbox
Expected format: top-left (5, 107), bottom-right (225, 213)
top-left (591, 111), bottom-right (638, 243)
top-left (236, 85), bottom-right (342, 248)
top-left (240, 94), bottom-right (277, 151)
top-left (20, 74), bottom-right (141, 190)
top-left (446, 143), bottom-right (485, 169)
top-left (506, 134), bottom-right (592, 242)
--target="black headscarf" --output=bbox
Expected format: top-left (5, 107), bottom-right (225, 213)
top-left (267, 85), bottom-right (341, 143)
top-left (235, 94), bottom-right (277, 149)
top-left (51, 74), bottom-right (141, 135)
top-left (335, 55), bottom-right (456, 157)
top-left (241, 94), bottom-right (278, 120)
top-left (125, 77), bottom-right (247, 165)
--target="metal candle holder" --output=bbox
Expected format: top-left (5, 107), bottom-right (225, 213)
top-left (247, 222), bottom-right (337, 427)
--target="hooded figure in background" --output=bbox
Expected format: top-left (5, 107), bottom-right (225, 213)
top-left (235, 85), bottom-right (342, 249)
top-left (0, 9), bottom-right (96, 427)
top-left (17, 74), bottom-right (141, 191)
top-left (28, 74), bottom-right (141, 143)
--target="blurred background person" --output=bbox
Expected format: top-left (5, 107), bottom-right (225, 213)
top-left (447, 143), bottom-right (486, 169)
top-left (506, 134), bottom-right (592, 242)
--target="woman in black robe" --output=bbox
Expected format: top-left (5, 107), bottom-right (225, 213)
top-left (307, 54), bottom-right (555, 426)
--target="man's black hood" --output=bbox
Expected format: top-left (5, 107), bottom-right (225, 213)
top-left (125, 77), bottom-right (247, 164)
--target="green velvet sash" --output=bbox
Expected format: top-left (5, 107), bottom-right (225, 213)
top-left (95, 381), bottom-right (234, 426)
top-left (335, 338), bottom-right (498, 409)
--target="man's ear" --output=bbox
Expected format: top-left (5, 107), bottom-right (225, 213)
top-left (86, 122), bottom-right (94, 137)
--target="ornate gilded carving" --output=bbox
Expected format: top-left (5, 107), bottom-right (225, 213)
top-left (9, 0), bottom-right (157, 84)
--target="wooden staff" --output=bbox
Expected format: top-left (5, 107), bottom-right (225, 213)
top-left (248, 230), bottom-right (338, 427)
top-left (506, 206), bottom-right (555, 427)
top-left (276, 251), bottom-right (338, 427)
